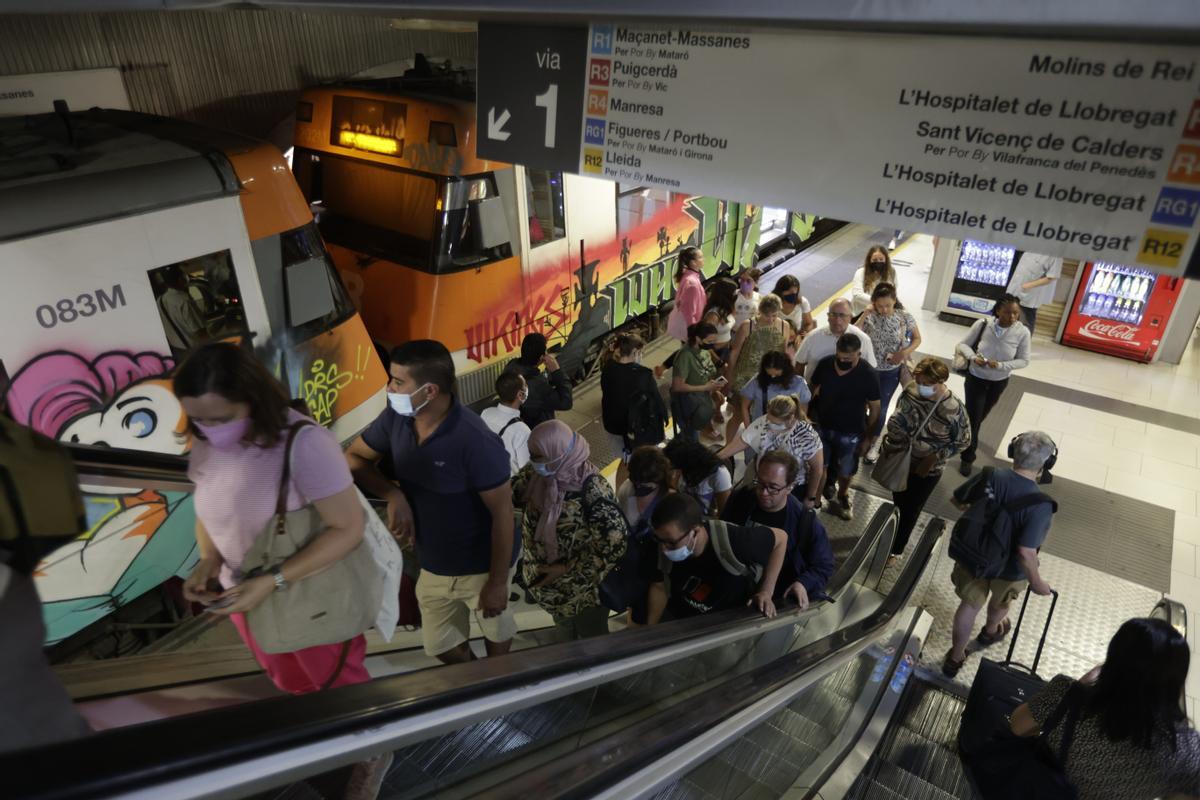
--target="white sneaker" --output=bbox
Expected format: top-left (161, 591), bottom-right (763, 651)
top-left (888, 238), bottom-right (898, 251)
top-left (345, 751), bottom-right (394, 800)
top-left (864, 444), bottom-right (880, 465)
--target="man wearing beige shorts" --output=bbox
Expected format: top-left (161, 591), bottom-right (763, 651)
top-left (943, 431), bottom-right (1057, 678)
top-left (348, 340), bottom-right (520, 664)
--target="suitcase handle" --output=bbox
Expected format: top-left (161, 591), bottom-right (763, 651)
top-left (1003, 587), bottom-right (1058, 675)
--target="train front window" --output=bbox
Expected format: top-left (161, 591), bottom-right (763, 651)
top-left (433, 173), bottom-right (514, 272)
top-left (294, 149), bottom-right (436, 271)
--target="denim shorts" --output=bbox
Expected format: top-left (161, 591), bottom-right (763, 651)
top-left (820, 429), bottom-right (861, 477)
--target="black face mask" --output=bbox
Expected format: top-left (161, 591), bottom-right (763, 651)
top-left (836, 359), bottom-right (854, 370)
top-left (698, 342), bottom-right (715, 350)
top-left (780, 293), bottom-right (798, 303)
top-left (633, 483), bottom-right (658, 497)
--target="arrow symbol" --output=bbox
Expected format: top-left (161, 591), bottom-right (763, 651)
top-left (487, 107), bottom-right (511, 141)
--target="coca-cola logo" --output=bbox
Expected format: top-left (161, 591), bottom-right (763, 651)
top-left (1079, 320), bottom-right (1137, 342)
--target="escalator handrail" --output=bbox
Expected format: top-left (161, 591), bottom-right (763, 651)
top-left (481, 517), bottom-right (946, 800)
top-left (4, 505), bottom-right (896, 800)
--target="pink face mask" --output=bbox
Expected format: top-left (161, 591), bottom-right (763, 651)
top-left (195, 417), bottom-right (251, 449)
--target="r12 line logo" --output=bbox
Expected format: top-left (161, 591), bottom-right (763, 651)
top-left (1079, 320), bottom-right (1137, 342)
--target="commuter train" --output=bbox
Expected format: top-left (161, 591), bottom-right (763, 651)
top-left (292, 69), bottom-right (832, 403)
top-left (0, 109), bottom-right (387, 646)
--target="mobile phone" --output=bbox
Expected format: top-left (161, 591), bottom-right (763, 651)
top-left (203, 596), bottom-right (235, 612)
top-left (715, 376), bottom-right (727, 384)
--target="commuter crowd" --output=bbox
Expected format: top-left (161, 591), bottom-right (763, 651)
top-left (4, 244), bottom-right (1197, 800)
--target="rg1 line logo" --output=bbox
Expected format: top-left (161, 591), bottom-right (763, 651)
top-left (1150, 186), bottom-right (1200, 227)
top-left (583, 118), bottom-right (606, 146)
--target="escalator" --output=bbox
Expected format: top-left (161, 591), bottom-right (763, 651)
top-left (478, 542), bottom-right (1187, 800)
top-left (6, 444), bottom-right (905, 800)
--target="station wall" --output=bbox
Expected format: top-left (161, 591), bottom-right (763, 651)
top-left (0, 10), bottom-right (475, 141)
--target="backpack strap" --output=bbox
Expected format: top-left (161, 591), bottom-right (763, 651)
top-left (497, 417), bottom-right (522, 438)
top-left (707, 519), bottom-right (761, 582)
top-left (1004, 492), bottom-right (1058, 515)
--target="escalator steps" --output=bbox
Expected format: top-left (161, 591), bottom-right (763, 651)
top-left (882, 728), bottom-right (974, 798)
top-left (861, 760), bottom-right (964, 800)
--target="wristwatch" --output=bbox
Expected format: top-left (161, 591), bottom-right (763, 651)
top-left (270, 565), bottom-right (288, 592)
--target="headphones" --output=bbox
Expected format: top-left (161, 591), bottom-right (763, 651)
top-left (1007, 432), bottom-right (1058, 484)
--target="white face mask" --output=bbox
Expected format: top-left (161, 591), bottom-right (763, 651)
top-left (766, 421), bottom-right (790, 433)
top-left (388, 383), bottom-right (432, 417)
top-left (917, 383), bottom-right (937, 399)
top-left (517, 390), bottom-right (528, 407)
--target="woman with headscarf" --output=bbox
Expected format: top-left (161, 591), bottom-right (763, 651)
top-left (512, 421), bottom-right (630, 640)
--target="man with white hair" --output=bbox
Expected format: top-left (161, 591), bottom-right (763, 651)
top-left (942, 431), bottom-right (1058, 678)
top-left (794, 298), bottom-right (876, 383)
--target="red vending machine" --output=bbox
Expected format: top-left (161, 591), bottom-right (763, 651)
top-left (1061, 262), bottom-right (1184, 363)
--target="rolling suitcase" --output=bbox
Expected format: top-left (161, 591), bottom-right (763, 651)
top-left (958, 587), bottom-right (1059, 755)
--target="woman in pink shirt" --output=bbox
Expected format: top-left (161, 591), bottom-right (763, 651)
top-left (175, 343), bottom-right (370, 692)
top-left (666, 246), bottom-right (706, 343)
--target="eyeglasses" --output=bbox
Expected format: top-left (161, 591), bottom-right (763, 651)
top-left (828, 311), bottom-right (850, 318)
top-left (753, 480), bottom-right (793, 496)
top-left (654, 528), bottom-right (693, 548)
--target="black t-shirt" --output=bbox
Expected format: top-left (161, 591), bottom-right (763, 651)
top-left (600, 360), bottom-right (664, 435)
top-left (723, 487), bottom-right (787, 530)
top-left (810, 356), bottom-right (881, 434)
top-left (667, 522), bottom-right (774, 618)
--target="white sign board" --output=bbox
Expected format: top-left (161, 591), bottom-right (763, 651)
top-left (0, 68), bottom-right (130, 117)
top-left (477, 24), bottom-right (1200, 277)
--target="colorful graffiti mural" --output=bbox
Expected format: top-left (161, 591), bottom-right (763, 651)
top-left (462, 193), bottom-right (759, 372)
top-left (5, 350), bottom-right (198, 644)
top-left (290, 316), bottom-right (389, 427)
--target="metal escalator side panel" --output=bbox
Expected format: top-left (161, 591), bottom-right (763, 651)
top-left (480, 518), bottom-right (946, 800)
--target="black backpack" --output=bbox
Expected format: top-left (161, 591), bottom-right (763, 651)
top-left (626, 384), bottom-right (666, 447)
top-left (949, 468), bottom-right (1057, 579)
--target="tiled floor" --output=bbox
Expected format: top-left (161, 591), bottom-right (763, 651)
top-left (883, 232), bottom-right (1200, 716)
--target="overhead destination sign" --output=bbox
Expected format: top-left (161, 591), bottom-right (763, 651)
top-left (476, 23), bottom-right (1200, 277)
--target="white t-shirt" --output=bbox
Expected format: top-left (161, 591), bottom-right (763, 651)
top-left (733, 291), bottom-right (761, 327)
top-left (1007, 252), bottom-right (1062, 309)
top-left (480, 404), bottom-right (531, 476)
top-left (681, 465), bottom-right (732, 512)
top-left (780, 297), bottom-right (812, 335)
top-left (794, 324), bottom-right (878, 382)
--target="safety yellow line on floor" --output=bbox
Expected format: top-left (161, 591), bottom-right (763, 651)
top-left (599, 235), bottom-right (920, 480)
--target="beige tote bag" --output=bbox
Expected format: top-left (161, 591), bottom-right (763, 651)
top-left (241, 422), bottom-right (381, 654)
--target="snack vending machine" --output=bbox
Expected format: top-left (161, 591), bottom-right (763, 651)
top-left (944, 239), bottom-right (1020, 318)
top-left (1060, 262), bottom-right (1183, 363)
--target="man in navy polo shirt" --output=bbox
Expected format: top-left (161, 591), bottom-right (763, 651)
top-left (347, 340), bottom-right (518, 664)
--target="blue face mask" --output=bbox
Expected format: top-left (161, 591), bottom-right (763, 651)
top-left (532, 434), bottom-right (577, 477)
top-left (663, 530), bottom-right (695, 562)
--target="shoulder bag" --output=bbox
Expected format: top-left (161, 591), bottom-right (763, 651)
top-left (954, 320), bottom-right (986, 376)
top-left (241, 422), bottom-right (383, 654)
top-left (871, 395), bottom-right (943, 492)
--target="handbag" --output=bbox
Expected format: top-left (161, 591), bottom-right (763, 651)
top-left (598, 477), bottom-right (653, 613)
top-left (241, 422), bottom-right (383, 654)
top-left (871, 395), bottom-right (942, 492)
top-left (963, 683), bottom-right (1084, 800)
top-left (954, 320), bottom-right (986, 376)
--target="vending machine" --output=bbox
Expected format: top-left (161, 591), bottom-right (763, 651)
top-left (1060, 262), bottom-right (1184, 363)
top-left (944, 239), bottom-right (1020, 318)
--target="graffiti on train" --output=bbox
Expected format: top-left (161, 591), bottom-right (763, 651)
top-left (405, 141), bottom-right (463, 176)
top-left (301, 344), bottom-right (374, 426)
top-left (465, 288), bottom-right (571, 363)
top-left (4, 348), bottom-right (197, 644)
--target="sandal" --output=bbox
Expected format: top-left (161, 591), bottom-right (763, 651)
top-left (942, 649), bottom-right (967, 678)
top-left (976, 617), bottom-right (1012, 647)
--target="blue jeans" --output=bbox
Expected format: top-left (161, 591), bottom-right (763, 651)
top-left (874, 367), bottom-right (903, 438)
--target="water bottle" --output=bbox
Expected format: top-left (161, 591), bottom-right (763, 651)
top-left (1101, 296), bottom-right (1114, 316)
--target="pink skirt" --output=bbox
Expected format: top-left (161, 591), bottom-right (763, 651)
top-left (230, 613), bottom-right (370, 695)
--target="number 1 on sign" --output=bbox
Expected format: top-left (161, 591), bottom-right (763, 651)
top-left (535, 83), bottom-right (558, 148)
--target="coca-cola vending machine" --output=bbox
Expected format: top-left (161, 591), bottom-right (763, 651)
top-left (1061, 262), bottom-right (1183, 363)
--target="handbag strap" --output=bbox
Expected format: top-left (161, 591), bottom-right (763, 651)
top-left (274, 421), bottom-right (314, 534)
top-left (1040, 683), bottom-right (1086, 764)
top-left (911, 395), bottom-right (944, 440)
top-left (320, 641), bottom-right (352, 690)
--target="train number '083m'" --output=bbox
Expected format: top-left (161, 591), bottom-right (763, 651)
top-left (35, 285), bottom-right (127, 329)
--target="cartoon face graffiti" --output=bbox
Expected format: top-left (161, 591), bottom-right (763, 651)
top-left (59, 379), bottom-right (187, 453)
top-left (6, 350), bottom-right (197, 644)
